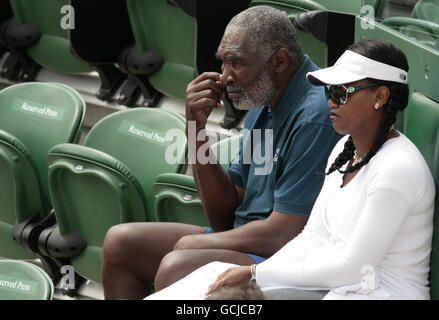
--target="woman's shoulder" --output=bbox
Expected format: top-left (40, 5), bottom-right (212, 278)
top-left (368, 132), bottom-right (435, 197)
top-left (375, 133), bottom-right (427, 169)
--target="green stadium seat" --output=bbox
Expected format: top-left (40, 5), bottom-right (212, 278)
top-left (153, 134), bottom-right (241, 226)
top-left (125, 0), bottom-right (196, 101)
top-left (0, 82), bottom-right (85, 261)
top-left (153, 173), bottom-right (205, 226)
top-left (0, 1), bottom-right (14, 77)
top-left (411, 0), bottom-right (439, 24)
top-left (404, 92), bottom-right (439, 300)
top-left (7, 0), bottom-right (92, 75)
top-left (0, 1), bottom-right (40, 82)
top-left (0, 82), bottom-right (85, 288)
top-left (381, 16), bottom-right (439, 49)
top-left (41, 108), bottom-right (187, 283)
top-left (3, 1), bottom-right (126, 102)
top-left (0, 259), bottom-right (54, 300)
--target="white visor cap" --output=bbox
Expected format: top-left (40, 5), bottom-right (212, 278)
top-left (306, 50), bottom-right (408, 86)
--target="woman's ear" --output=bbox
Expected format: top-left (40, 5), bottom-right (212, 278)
top-left (375, 85), bottom-right (391, 107)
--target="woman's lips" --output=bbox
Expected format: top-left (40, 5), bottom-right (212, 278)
top-left (330, 112), bottom-right (339, 121)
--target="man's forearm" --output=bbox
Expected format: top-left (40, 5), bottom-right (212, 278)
top-left (192, 158), bottom-right (239, 231)
top-left (174, 212), bottom-right (308, 258)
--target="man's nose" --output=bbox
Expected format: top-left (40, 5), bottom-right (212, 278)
top-left (219, 68), bottom-right (234, 86)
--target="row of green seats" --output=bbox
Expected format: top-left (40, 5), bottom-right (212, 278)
top-left (0, 81), bottom-right (241, 289)
top-left (373, 0), bottom-right (439, 50)
top-left (0, 0), bottom-right (252, 129)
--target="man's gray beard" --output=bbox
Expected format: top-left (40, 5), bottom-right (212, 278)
top-left (229, 70), bottom-right (278, 111)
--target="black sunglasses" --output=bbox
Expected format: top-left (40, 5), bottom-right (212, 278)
top-left (325, 83), bottom-right (378, 105)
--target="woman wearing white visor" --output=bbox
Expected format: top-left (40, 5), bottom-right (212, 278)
top-left (146, 38), bottom-right (435, 300)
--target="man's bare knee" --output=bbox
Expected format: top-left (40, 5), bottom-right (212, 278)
top-left (103, 224), bottom-right (133, 266)
top-left (154, 250), bottom-right (191, 291)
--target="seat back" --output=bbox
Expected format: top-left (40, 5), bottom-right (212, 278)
top-left (0, 82), bottom-right (85, 259)
top-left (0, 260), bottom-right (54, 300)
top-left (46, 108), bottom-right (187, 282)
top-left (153, 135), bottom-right (241, 226)
top-left (126, 0), bottom-right (196, 99)
top-left (9, 0), bottom-right (93, 73)
top-left (404, 92), bottom-right (439, 299)
top-left (382, 16), bottom-right (439, 49)
top-left (0, 129), bottom-right (41, 259)
top-left (0, 82), bottom-right (86, 208)
top-left (84, 108), bottom-right (187, 216)
top-left (411, 0), bottom-right (439, 24)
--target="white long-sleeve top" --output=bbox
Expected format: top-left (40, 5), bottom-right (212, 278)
top-left (256, 133), bottom-right (435, 299)
top-left (146, 133), bottom-right (435, 300)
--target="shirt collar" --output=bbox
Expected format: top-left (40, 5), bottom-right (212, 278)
top-left (269, 55), bottom-right (313, 128)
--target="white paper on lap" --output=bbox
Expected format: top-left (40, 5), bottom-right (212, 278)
top-left (145, 261), bottom-right (238, 300)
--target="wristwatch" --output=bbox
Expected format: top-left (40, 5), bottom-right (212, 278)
top-left (250, 264), bottom-right (257, 284)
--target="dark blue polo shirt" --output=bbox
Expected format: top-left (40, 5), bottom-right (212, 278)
top-left (228, 55), bottom-right (342, 228)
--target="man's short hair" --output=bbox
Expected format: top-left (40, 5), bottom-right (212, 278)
top-left (226, 5), bottom-right (304, 65)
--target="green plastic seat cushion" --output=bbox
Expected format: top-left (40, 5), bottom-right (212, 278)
top-left (48, 143), bottom-right (142, 189)
top-left (48, 143), bottom-right (149, 236)
top-left (27, 35), bottom-right (93, 74)
top-left (126, 0), bottom-right (196, 99)
top-left (9, 0), bottom-right (93, 74)
top-left (154, 172), bottom-right (197, 190)
top-left (153, 173), bottom-right (206, 226)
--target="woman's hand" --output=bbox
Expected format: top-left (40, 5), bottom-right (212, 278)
top-left (205, 266), bottom-right (252, 296)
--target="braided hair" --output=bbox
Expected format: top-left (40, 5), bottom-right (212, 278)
top-left (326, 38), bottom-right (410, 175)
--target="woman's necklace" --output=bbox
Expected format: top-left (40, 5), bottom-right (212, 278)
top-left (352, 128), bottom-right (396, 167)
top-left (352, 149), bottom-right (364, 167)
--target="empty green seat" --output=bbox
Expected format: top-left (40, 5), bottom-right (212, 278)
top-left (404, 92), bottom-right (439, 299)
top-left (411, 0), bottom-right (439, 25)
top-left (382, 16), bottom-right (439, 49)
top-left (7, 0), bottom-right (93, 74)
top-left (153, 134), bottom-right (241, 226)
top-left (0, 82), bottom-right (85, 260)
top-left (126, 0), bottom-right (196, 100)
top-left (0, 259), bottom-right (54, 300)
top-left (44, 108), bottom-right (187, 283)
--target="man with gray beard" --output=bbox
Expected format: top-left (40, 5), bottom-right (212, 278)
top-left (101, 5), bottom-right (342, 300)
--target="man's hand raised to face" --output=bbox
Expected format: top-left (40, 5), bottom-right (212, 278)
top-left (185, 72), bottom-right (226, 133)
